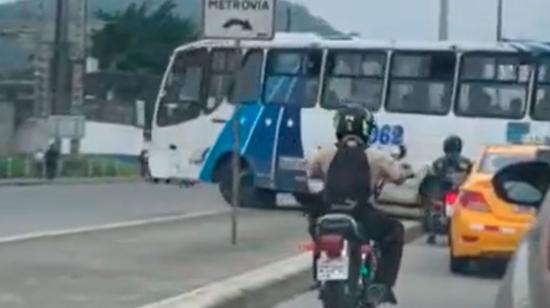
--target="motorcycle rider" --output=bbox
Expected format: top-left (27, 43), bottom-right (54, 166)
top-left (425, 135), bottom-right (473, 243)
top-left (306, 105), bottom-right (413, 305)
top-left (432, 135), bottom-right (472, 182)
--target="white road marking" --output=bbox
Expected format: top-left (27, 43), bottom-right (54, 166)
top-left (0, 210), bottom-right (228, 245)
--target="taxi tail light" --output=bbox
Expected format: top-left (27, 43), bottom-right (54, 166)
top-left (459, 190), bottom-right (490, 213)
top-left (318, 235), bottom-right (344, 258)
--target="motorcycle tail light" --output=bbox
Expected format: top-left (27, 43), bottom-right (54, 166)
top-left (318, 235), bottom-right (345, 258)
top-left (445, 192), bottom-right (459, 205)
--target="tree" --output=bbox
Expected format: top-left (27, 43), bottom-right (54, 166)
top-left (91, 0), bottom-right (197, 74)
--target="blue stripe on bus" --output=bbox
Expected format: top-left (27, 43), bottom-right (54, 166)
top-left (199, 105), bottom-right (263, 182)
top-left (199, 75), bottom-right (297, 184)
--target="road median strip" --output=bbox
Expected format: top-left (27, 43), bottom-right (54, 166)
top-left (139, 221), bottom-right (423, 308)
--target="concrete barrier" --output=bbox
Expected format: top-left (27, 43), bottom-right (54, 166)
top-left (139, 221), bottom-right (423, 308)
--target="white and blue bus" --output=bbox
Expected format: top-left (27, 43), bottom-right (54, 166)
top-left (149, 33), bottom-right (550, 207)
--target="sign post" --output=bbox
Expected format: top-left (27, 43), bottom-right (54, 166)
top-left (202, 0), bottom-right (276, 245)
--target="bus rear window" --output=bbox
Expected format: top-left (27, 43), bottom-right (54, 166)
top-left (386, 52), bottom-right (456, 115)
top-left (321, 51), bottom-right (386, 110)
top-left (457, 54), bottom-right (530, 119)
top-left (264, 50), bottom-right (322, 107)
top-left (479, 153), bottom-right (533, 174)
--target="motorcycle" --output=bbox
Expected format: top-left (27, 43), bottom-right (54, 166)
top-left (425, 172), bottom-right (466, 245)
top-left (309, 145), bottom-right (409, 308)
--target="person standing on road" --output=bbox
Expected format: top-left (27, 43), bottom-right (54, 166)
top-left (139, 149), bottom-right (150, 179)
top-left (45, 144), bottom-right (60, 180)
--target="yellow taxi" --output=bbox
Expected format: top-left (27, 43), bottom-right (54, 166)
top-left (448, 144), bottom-right (546, 274)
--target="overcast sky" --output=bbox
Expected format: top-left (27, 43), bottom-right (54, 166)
top-left (289, 0), bottom-right (550, 42)
top-left (1, 0), bottom-right (548, 41)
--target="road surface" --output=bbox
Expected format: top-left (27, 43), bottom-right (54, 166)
top-left (0, 208), bottom-right (309, 308)
top-left (275, 237), bottom-right (501, 308)
top-left (0, 182), bottom-right (226, 237)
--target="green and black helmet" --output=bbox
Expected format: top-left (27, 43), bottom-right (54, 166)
top-left (333, 105), bottom-right (376, 144)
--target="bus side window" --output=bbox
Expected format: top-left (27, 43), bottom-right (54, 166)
top-left (157, 49), bottom-right (207, 127)
top-left (321, 51), bottom-right (386, 111)
top-left (206, 49), bottom-right (238, 114)
top-left (264, 50), bottom-right (321, 107)
top-left (457, 54), bottom-right (529, 119)
top-left (386, 52), bottom-right (456, 115)
top-left (532, 59), bottom-right (550, 121)
top-left (233, 49), bottom-right (264, 104)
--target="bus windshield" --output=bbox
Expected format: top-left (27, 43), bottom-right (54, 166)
top-left (533, 57), bottom-right (550, 120)
top-left (263, 49), bottom-right (322, 107)
top-left (157, 48), bottom-right (208, 126)
top-left (321, 51), bottom-right (386, 110)
top-left (457, 54), bottom-right (530, 119)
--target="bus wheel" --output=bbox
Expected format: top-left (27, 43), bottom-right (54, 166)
top-left (218, 163), bottom-right (276, 209)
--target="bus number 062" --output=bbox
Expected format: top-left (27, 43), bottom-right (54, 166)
top-left (370, 124), bottom-right (404, 145)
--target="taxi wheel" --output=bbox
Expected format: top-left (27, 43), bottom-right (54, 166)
top-left (449, 234), bottom-right (468, 274)
top-left (450, 255), bottom-right (469, 274)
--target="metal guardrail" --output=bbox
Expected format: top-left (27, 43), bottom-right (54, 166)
top-left (0, 156), bottom-right (140, 179)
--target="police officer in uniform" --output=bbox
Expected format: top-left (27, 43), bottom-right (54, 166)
top-left (306, 106), bottom-right (413, 305)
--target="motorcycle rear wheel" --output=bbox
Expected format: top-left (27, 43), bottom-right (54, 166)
top-left (321, 282), bottom-right (350, 308)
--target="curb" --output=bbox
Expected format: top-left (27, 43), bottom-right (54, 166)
top-left (0, 177), bottom-right (142, 187)
top-left (139, 221), bottom-right (424, 308)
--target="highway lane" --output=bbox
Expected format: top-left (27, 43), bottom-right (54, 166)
top-left (0, 182), bottom-right (226, 237)
top-left (275, 237), bottom-right (501, 308)
top-left (0, 209), bottom-right (309, 308)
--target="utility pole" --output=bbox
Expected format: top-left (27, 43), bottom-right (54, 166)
top-left (49, 0), bottom-right (87, 154)
top-left (51, 0), bottom-right (71, 116)
top-left (496, 0), bottom-right (504, 41)
top-left (438, 0), bottom-right (449, 41)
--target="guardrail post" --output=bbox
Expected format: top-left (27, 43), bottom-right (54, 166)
top-left (88, 160), bottom-right (93, 177)
top-left (102, 160), bottom-right (107, 177)
top-left (115, 160), bottom-right (119, 177)
top-left (24, 157), bottom-right (31, 178)
top-left (59, 158), bottom-right (64, 178)
top-left (6, 157), bottom-right (12, 178)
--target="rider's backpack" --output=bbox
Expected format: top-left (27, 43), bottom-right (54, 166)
top-left (324, 137), bottom-right (371, 212)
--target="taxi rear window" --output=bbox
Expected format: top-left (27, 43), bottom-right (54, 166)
top-left (479, 153), bottom-right (533, 174)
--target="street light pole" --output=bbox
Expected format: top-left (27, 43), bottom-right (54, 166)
top-left (438, 0), bottom-right (449, 41)
top-left (496, 0), bottom-right (503, 41)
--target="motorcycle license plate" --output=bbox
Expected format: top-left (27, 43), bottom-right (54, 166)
top-left (446, 204), bottom-right (454, 217)
top-left (317, 256), bottom-right (349, 281)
